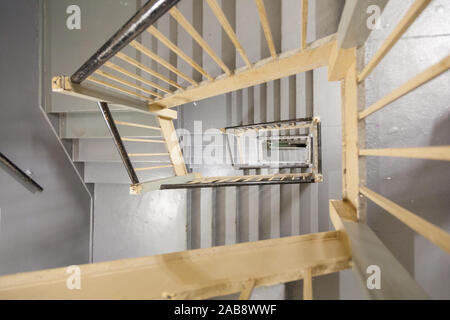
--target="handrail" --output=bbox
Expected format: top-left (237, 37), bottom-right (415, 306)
top-left (359, 146), bottom-right (450, 161)
top-left (160, 173), bottom-right (318, 190)
top-left (98, 102), bottom-right (140, 185)
top-left (0, 152), bottom-right (43, 194)
top-left (71, 0), bottom-right (180, 84)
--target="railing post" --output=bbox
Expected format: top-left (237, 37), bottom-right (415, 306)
top-left (98, 102), bottom-right (139, 185)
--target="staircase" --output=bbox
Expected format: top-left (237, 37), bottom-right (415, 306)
top-left (61, 111), bottom-right (174, 184)
top-left (43, 0), bottom-right (345, 299)
top-left (177, 0), bottom-right (344, 299)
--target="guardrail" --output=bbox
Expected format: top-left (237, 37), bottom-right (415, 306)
top-left (0, 152), bottom-right (43, 194)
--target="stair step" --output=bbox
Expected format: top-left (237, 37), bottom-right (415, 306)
top-left (280, 169), bottom-right (301, 237)
top-left (84, 162), bottom-right (174, 184)
top-left (60, 111), bottom-right (160, 139)
top-left (200, 188), bottom-right (214, 249)
top-left (73, 138), bottom-right (168, 163)
top-left (189, 189), bottom-right (201, 250)
top-left (238, 169), bottom-right (259, 243)
top-left (215, 187), bottom-right (238, 246)
top-left (49, 99), bottom-right (126, 114)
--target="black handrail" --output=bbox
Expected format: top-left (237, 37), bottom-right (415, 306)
top-left (0, 152), bottom-right (43, 194)
top-left (160, 176), bottom-right (316, 189)
top-left (222, 117), bottom-right (314, 131)
top-left (98, 102), bottom-right (140, 185)
top-left (71, 0), bottom-right (180, 84)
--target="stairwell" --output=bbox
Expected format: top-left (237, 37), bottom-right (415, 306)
top-left (179, 0), bottom-right (345, 299)
top-left (1, 0), bottom-right (448, 300)
top-left (43, 0), bottom-right (346, 299)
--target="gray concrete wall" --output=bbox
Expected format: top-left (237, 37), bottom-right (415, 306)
top-left (364, 0), bottom-right (450, 299)
top-left (0, 0), bottom-right (91, 275)
top-left (44, 0), bottom-right (141, 113)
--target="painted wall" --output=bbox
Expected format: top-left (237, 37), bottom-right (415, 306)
top-left (364, 0), bottom-right (450, 299)
top-left (44, 0), bottom-right (141, 113)
top-left (43, 0), bottom-right (189, 262)
top-left (0, 0), bottom-right (91, 275)
top-left (2, 0), bottom-right (447, 300)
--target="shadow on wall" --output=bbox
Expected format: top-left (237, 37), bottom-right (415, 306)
top-left (367, 103), bottom-right (450, 300)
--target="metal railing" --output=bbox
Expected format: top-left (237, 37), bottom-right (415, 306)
top-left (53, 0), bottom-right (318, 193)
top-left (0, 152), bottom-right (43, 194)
top-left (160, 117), bottom-right (323, 190)
top-left (65, 0), bottom-right (182, 189)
